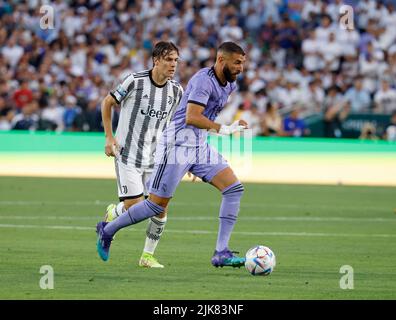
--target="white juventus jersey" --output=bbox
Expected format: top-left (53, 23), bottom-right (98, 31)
top-left (110, 69), bottom-right (183, 168)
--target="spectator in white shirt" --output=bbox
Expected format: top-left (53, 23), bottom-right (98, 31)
top-left (374, 80), bottom-right (396, 114)
top-left (299, 80), bottom-right (325, 116)
top-left (302, 30), bottom-right (322, 72)
top-left (383, 111), bottom-right (396, 141)
top-left (301, 0), bottom-right (322, 22)
top-left (315, 14), bottom-right (335, 43)
top-left (1, 37), bottom-right (24, 69)
top-left (219, 16), bottom-right (243, 42)
top-left (356, 0), bottom-right (376, 29)
top-left (336, 28), bottom-right (360, 58)
top-left (343, 77), bottom-right (372, 113)
top-left (359, 50), bottom-right (380, 94)
top-left (200, 0), bottom-right (220, 27)
top-left (320, 32), bottom-right (342, 72)
top-left (277, 81), bottom-right (301, 112)
top-left (326, 0), bottom-right (343, 23)
top-left (41, 97), bottom-right (65, 131)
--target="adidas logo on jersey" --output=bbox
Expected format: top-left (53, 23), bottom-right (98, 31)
top-left (141, 104), bottom-right (168, 120)
top-left (143, 94), bottom-right (149, 99)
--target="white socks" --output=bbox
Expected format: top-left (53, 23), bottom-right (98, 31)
top-left (111, 202), bottom-right (167, 256)
top-left (143, 215), bottom-right (167, 255)
top-left (111, 202), bottom-right (125, 220)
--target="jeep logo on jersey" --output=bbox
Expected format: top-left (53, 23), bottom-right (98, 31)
top-left (141, 105), bottom-right (168, 120)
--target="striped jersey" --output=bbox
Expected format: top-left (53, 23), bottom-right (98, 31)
top-left (110, 69), bottom-right (183, 168)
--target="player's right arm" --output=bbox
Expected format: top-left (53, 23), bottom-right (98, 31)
top-left (186, 102), bottom-right (221, 131)
top-left (186, 103), bottom-right (247, 134)
top-left (102, 73), bottom-right (135, 157)
top-left (185, 75), bottom-right (247, 134)
top-left (101, 94), bottom-right (119, 157)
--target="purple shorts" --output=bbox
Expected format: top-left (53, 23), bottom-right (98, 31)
top-left (148, 142), bottom-right (229, 198)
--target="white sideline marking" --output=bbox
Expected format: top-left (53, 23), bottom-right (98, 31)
top-left (0, 223), bottom-right (395, 238)
top-left (0, 200), bottom-right (389, 211)
top-left (0, 215), bottom-right (395, 223)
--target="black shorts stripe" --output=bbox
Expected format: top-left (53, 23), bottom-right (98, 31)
top-left (152, 145), bottom-right (167, 189)
top-left (152, 145), bottom-right (169, 190)
top-left (152, 165), bottom-right (163, 190)
top-left (152, 161), bottom-right (166, 190)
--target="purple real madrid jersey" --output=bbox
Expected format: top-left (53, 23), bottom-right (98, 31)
top-left (161, 66), bottom-right (237, 147)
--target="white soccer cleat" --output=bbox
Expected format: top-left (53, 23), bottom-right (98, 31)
top-left (104, 203), bottom-right (116, 223)
top-left (139, 253), bottom-right (164, 268)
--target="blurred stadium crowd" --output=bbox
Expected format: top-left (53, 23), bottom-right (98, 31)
top-left (0, 0), bottom-right (396, 141)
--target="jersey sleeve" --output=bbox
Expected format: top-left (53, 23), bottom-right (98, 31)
top-left (187, 75), bottom-right (212, 108)
top-left (110, 73), bottom-right (135, 104)
top-left (176, 84), bottom-right (184, 105)
top-left (167, 84), bottom-right (184, 126)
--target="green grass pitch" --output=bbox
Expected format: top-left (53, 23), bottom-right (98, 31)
top-left (0, 176), bottom-right (395, 299)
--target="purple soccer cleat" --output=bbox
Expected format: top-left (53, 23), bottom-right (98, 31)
top-left (211, 248), bottom-right (246, 268)
top-left (96, 221), bottom-right (113, 261)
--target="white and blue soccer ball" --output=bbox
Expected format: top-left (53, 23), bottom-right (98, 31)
top-left (245, 245), bottom-right (276, 276)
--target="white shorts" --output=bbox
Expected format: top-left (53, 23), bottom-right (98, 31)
top-left (114, 158), bottom-right (153, 200)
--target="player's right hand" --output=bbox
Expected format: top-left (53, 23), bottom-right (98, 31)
top-left (105, 137), bottom-right (120, 157)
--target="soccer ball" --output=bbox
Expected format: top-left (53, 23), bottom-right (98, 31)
top-left (245, 245), bottom-right (276, 276)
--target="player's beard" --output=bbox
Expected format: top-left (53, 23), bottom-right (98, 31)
top-left (223, 65), bottom-right (237, 83)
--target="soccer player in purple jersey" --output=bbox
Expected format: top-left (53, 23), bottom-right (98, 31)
top-left (96, 42), bottom-right (248, 268)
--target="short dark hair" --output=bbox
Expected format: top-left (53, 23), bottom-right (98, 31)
top-left (217, 42), bottom-right (245, 56)
top-left (152, 41), bottom-right (179, 61)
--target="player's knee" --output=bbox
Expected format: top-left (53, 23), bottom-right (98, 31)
top-left (148, 194), bottom-right (170, 209)
top-left (222, 182), bottom-right (244, 199)
top-left (158, 211), bottom-right (167, 219)
top-left (124, 197), bottom-right (144, 210)
top-left (144, 199), bottom-right (166, 217)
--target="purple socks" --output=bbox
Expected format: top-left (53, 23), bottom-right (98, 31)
top-left (104, 199), bottom-right (165, 236)
top-left (215, 181), bottom-right (244, 252)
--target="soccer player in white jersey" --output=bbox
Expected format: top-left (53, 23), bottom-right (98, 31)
top-left (101, 41), bottom-right (183, 268)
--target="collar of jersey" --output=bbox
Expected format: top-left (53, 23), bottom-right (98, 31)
top-left (149, 69), bottom-right (168, 88)
top-left (211, 66), bottom-right (227, 87)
